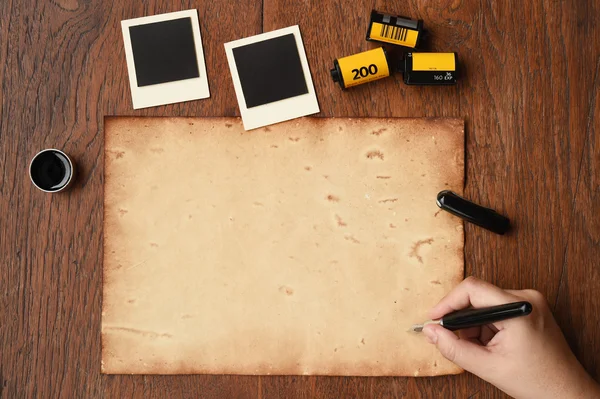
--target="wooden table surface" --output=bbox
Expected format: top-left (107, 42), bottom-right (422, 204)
top-left (1, 0), bottom-right (599, 398)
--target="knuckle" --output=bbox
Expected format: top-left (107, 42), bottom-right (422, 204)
top-left (463, 276), bottom-right (482, 288)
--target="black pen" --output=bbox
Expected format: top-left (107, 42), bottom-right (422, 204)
top-left (410, 301), bottom-right (532, 332)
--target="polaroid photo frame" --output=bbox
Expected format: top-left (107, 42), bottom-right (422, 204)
top-left (224, 25), bottom-right (320, 130)
top-left (121, 10), bottom-right (210, 109)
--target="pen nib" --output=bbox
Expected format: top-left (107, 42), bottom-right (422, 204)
top-left (408, 320), bottom-right (440, 333)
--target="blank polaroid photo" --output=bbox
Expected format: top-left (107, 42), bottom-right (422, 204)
top-left (121, 10), bottom-right (209, 109)
top-left (224, 26), bottom-right (320, 130)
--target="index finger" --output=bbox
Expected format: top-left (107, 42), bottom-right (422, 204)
top-left (429, 277), bottom-right (519, 320)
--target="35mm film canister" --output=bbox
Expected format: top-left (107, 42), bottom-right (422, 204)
top-left (366, 10), bottom-right (424, 49)
top-left (330, 47), bottom-right (391, 89)
top-left (399, 52), bottom-right (458, 85)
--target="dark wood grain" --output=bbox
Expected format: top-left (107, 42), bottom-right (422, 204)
top-left (1, 0), bottom-right (598, 398)
top-left (0, 1), bottom-right (261, 398)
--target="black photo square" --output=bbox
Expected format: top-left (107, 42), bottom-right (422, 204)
top-left (129, 17), bottom-right (200, 87)
top-left (232, 34), bottom-right (308, 108)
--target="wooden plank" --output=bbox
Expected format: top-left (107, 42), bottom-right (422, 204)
top-left (459, 0), bottom-right (600, 388)
top-left (555, 49), bottom-right (600, 381)
top-left (0, 0), bottom-right (261, 398)
top-left (260, 0), bottom-right (466, 396)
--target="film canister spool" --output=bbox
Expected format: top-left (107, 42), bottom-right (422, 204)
top-left (399, 52), bottom-right (458, 85)
top-left (330, 47), bottom-right (391, 89)
top-left (366, 10), bottom-right (424, 49)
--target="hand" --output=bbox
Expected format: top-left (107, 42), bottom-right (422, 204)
top-left (423, 277), bottom-right (600, 399)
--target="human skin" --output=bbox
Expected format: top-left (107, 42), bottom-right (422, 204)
top-left (423, 277), bottom-right (600, 399)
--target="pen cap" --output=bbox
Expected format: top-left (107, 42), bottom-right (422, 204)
top-left (437, 190), bottom-right (511, 235)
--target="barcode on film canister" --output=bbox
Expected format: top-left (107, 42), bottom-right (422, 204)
top-left (379, 25), bottom-right (409, 42)
top-left (366, 10), bottom-right (423, 49)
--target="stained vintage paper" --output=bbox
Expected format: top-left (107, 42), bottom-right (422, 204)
top-left (102, 117), bottom-right (464, 376)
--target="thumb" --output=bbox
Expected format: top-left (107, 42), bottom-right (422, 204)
top-left (423, 324), bottom-right (492, 372)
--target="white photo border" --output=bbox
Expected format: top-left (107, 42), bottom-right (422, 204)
top-left (224, 25), bottom-right (320, 131)
top-left (121, 9), bottom-right (210, 109)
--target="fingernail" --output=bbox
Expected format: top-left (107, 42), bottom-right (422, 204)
top-left (423, 327), bottom-right (438, 344)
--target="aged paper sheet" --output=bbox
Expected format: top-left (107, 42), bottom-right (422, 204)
top-left (103, 117), bottom-right (464, 376)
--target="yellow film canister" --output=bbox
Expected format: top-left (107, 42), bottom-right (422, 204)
top-left (330, 47), bottom-right (391, 89)
top-left (366, 10), bottom-right (423, 49)
top-left (399, 52), bottom-right (458, 85)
